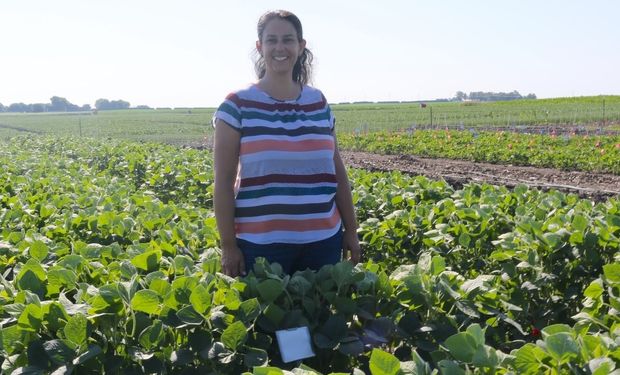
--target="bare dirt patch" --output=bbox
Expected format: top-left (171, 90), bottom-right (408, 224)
top-left (340, 150), bottom-right (620, 202)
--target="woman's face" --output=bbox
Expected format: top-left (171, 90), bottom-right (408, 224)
top-left (256, 18), bottom-right (306, 78)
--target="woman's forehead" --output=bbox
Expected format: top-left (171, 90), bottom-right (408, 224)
top-left (262, 18), bottom-right (298, 36)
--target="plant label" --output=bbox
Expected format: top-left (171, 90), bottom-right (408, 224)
top-left (275, 326), bottom-right (315, 363)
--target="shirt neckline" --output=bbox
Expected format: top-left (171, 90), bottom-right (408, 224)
top-left (252, 83), bottom-right (304, 103)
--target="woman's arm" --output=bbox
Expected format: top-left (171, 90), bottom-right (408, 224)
top-left (213, 119), bottom-right (245, 276)
top-left (332, 131), bottom-right (361, 263)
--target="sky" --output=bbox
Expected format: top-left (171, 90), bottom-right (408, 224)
top-left (1, 0), bottom-right (619, 108)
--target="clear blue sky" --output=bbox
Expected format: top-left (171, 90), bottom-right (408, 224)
top-left (1, 0), bottom-right (619, 108)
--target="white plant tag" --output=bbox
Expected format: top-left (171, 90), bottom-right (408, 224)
top-left (275, 326), bottom-right (315, 363)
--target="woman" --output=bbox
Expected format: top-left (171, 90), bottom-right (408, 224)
top-left (213, 10), bottom-right (360, 277)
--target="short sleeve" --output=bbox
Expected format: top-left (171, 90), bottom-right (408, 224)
top-left (212, 94), bottom-right (242, 131)
top-left (320, 92), bottom-right (335, 131)
top-left (328, 104), bottom-right (336, 131)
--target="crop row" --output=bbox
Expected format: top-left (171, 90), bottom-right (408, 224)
top-left (0, 136), bottom-right (619, 374)
top-left (338, 130), bottom-right (620, 174)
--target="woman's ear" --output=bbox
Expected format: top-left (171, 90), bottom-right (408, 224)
top-left (299, 39), bottom-right (307, 55)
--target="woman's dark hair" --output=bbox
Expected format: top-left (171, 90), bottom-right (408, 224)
top-left (254, 10), bottom-right (314, 85)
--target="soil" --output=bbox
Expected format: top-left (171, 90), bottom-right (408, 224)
top-left (340, 150), bottom-right (620, 202)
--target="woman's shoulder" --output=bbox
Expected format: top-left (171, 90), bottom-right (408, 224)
top-left (223, 84), bottom-right (261, 101)
top-left (300, 85), bottom-right (329, 103)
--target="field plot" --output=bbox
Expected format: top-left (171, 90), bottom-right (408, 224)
top-left (0, 136), bottom-right (619, 374)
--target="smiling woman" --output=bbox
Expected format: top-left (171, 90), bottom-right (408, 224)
top-left (212, 10), bottom-right (361, 278)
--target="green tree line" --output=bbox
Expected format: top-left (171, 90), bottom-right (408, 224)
top-left (0, 96), bottom-right (131, 113)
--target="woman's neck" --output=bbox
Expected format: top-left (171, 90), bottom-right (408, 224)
top-left (257, 76), bottom-right (301, 101)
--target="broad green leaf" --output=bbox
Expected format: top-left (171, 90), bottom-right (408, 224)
top-left (458, 233), bottom-right (471, 247)
top-left (47, 267), bottom-right (78, 295)
top-left (43, 302), bottom-right (69, 333)
top-left (177, 305), bottom-right (204, 325)
top-left (541, 324), bottom-right (572, 337)
top-left (1, 325), bottom-right (23, 355)
top-left (589, 357), bottom-right (616, 375)
top-left (149, 278), bottom-right (171, 297)
top-left (321, 314), bottom-right (347, 341)
top-left (130, 289), bottom-right (161, 315)
top-left (221, 321), bottom-right (247, 351)
top-left (17, 304), bottom-right (43, 332)
top-left (603, 263), bottom-right (620, 283)
top-left (243, 346), bottom-right (268, 368)
top-left (263, 303), bottom-right (285, 326)
top-left (29, 241), bottom-right (49, 262)
top-left (369, 348), bottom-right (400, 375)
top-left (334, 296), bottom-right (357, 315)
top-left (239, 298), bottom-right (261, 323)
top-left (545, 332), bottom-right (579, 362)
top-left (72, 344), bottom-right (102, 365)
top-left (189, 284), bottom-right (212, 314)
top-left (513, 344), bottom-right (551, 373)
top-left (16, 259), bottom-right (47, 296)
top-left (131, 249), bottom-right (161, 272)
top-left (64, 313), bottom-right (88, 347)
top-left (332, 261), bottom-right (354, 287)
top-left (471, 345), bottom-right (500, 368)
top-left (430, 255), bottom-right (445, 276)
top-left (437, 360), bottom-right (466, 375)
top-left (139, 320), bottom-right (163, 350)
top-left (43, 339), bottom-right (75, 366)
top-left (444, 332), bottom-right (478, 362)
top-left (338, 336), bottom-right (364, 356)
top-left (256, 279), bottom-right (284, 303)
top-left (571, 215), bottom-right (588, 231)
top-left (583, 279), bottom-right (604, 299)
top-left (466, 324), bottom-right (486, 347)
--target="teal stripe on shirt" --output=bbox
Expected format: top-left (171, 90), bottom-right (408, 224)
top-left (217, 102), bottom-right (242, 124)
top-left (237, 186), bottom-right (337, 200)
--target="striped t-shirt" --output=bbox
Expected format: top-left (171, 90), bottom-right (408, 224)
top-left (213, 84), bottom-right (342, 245)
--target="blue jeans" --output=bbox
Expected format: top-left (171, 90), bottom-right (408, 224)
top-left (237, 228), bottom-right (343, 275)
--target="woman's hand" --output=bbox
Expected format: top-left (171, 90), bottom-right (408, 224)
top-left (342, 230), bottom-right (361, 264)
top-left (221, 245), bottom-right (246, 277)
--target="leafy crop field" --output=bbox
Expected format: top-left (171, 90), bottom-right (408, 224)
top-left (1, 136), bottom-right (619, 374)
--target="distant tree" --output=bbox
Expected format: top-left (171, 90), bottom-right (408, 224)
top-left (49, 96), bottom-right (70, 112)
top-left (467, 90), bottom-right (530, 102)
top-left (95, 98), bottom-right (130, 110)
top-left (32, 103), bottom-right (47, 113)
top-left (95, 98), bottom-right (110, 110)
top-left (81, 104), bottom-right (92, 111)
top-left (525, 93), bottom-right (537, 99)
top-left (0, 103), bottom-right (5, 112)
top-left (135, 105), bottom-right (152, 109)
top-left (8, 103), bottom-right (29, 112)
top-left (454, 91), bottom-right (468, 101)
top-left (110, 99), bottom-right (130, 109)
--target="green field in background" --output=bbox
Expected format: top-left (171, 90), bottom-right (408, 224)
top-left (1, 95), bottom-right (619, 143)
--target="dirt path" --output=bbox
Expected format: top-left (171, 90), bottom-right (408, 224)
top-left (340, 150), bottom-right (620, 201)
